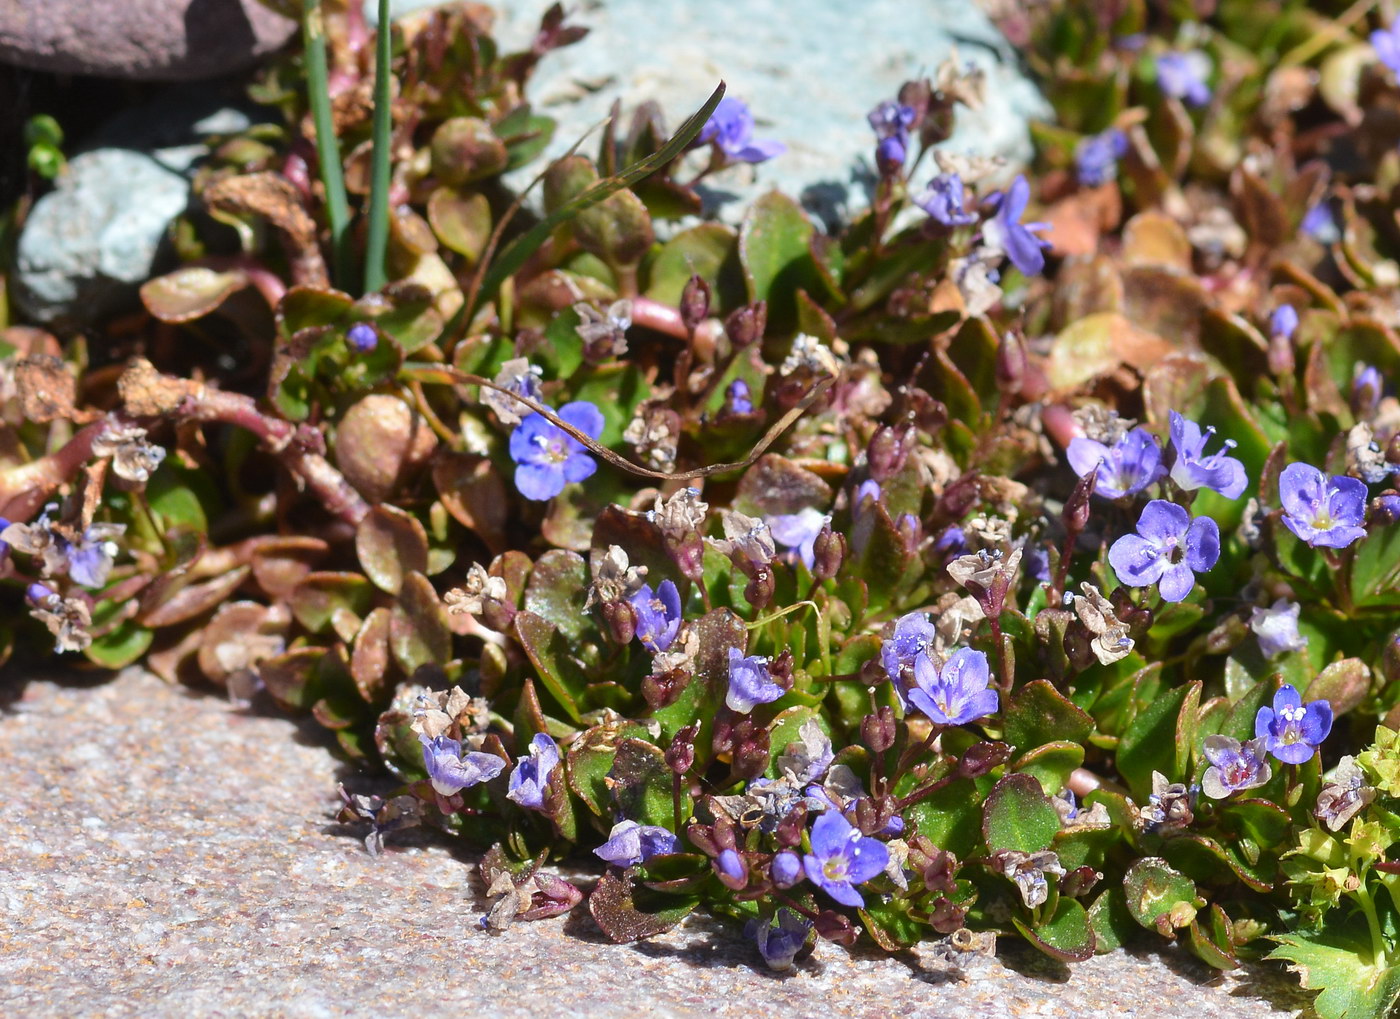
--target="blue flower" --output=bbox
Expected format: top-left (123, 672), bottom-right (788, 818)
top-left (726, 647), bottom-right (784, 713)
top-left (1270, 305), bottom-right (1298, 340)
top-left (855, 479), bottom-right (881, 508)
top-left (714, 848), bottom-right (748, 889)
top-left (767, 507), bottom-right (828, 570)
top-left (1168, 411), bottom-right (1248, 499)
top-left (1075, 128), bottom-right (1128, 187)
top-left (506, 732), bottom-right (560, 810)
top-left (771, 850), bottom-right (803, 889)
top-left (346, 322), bottom-right (378, 353)
top-left (1066, 427), bottom-right (1166, 499)
top-left (418, 732), bottom-right (506, 796)
top-left (1156, 51), bottom-right (1212, 107)
top-left (508, 401), bottom-right (605, 501)
top-left (698, 97), bottom-right (785, 164)
top-left (880, 611), bottom-right (937, 707)
top-left (1200, 734), bottom-right (1272, 799)
top-left (916, 173), bottom-right (978, 227)
top-left (1301, 202), bottom-right (1339, 243)
top-left (868, 100), bottom-right (915, 172)
top-left (984, 175), bottom-right (1051, 276)
top-left (1255, 685), bottom-right (1332, 765)
top-left (1374, 21), bottom-right (1400, 76)
top-left (1109, 499), bottom-right (1220, 602)
top-left (630, 579), bottom-right (682, 653)
top-left (594, 819), bottom-right (678, 867)
top-left (1354, 365), bottom-right (1383, 417)
top-left (1279, 462), bottom-right (1368, 549)
top-left (725, 379), bottom-right (754, 414)
top-left (748, 908), bottom-right (813, 972)
top-left (1249, 599), bottom-right (1307, 659)
top-left (801, 810), bottom-right (889, 908)
top-left (907, 647), bottom-right (998, 726)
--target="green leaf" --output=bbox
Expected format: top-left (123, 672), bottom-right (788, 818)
top-left (982, 773), bottom-right (1060, 854)
top-left (859, 897), bottom-right (928, 950)
top-left (1116, 680), bottom-right (1200, 799)
top-left (523, 550), bottom-right (590, 642)
top-left (1014, 897), bottom-right (1096, 962)
top-left (388, 571), bottom-right (451, 676)
top-left (738, 191), bottom-right (823, 331)
top-left (514, 610), bottom-right (585, 724)
top-left (1122, 857), bottom-right (1198, 933)
top-left (1269, 915), bottom-right (1400, 1019)
top-left (355, 505), bottom-right (430, 595)
top-left (903, 777), bottom-right (985, 859)
top-left (1188, 903), bottom-right (1239, 970)
top-left (1088, 885), bottom-right (1138, 953)
top-left (643, 222), bottom-right (744, 309)
top-left (1004, 679), bottom-right (1096, 750)
top-left (1353, 521), bottom-right (1400, 608)
top-left (1012, 740), bottom-right (1084, 794)
top-left (84, 621), bottom-right (153, 669)
top-left (609, 738), bottom-right (677, 828)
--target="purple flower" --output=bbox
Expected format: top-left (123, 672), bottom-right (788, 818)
top-left (1168, 411), bottom-right (1248, 499)
top-left (630, 579), bottom-right (682, 653)
top-left (875, 135), bottom-right (907, 173)
top-left (767, 507), bottom-right (828, 570)
top-left (802, 810), bottom-right (889, 908)
top-left (1108, 500), bottom-right (1220, 603)
top-left (880, 611), bottom-right (937, 706)
top-left (916, 173), bottom-right (978, 227)
top-left (1301, 202), bottom-right (1339, 244)
top-left (934, 525), bottom-right (968, 557)
top-left (715, 848), bottom-right (748, 889)
top-left (771, 850), bottom-right (803, 889)
top-left (1375, 494), bottom-right (1400, 524)
top-left (1255, 684), bottom-right (1332, 765)
top-left (725, 379), bottom-right (754, 415)
top-left (1249, 599), bottom-right (1307, 658)
top-left (868, 101), bottom-right (915, 172)
top-left (1066, 427), bottom-right (1166, 499)
top-left (855, 479), bottom-right (881, 508)
top-left (1156, 51), bottom-right (1212, 107)
top-left (726, 646), bottom-right (784, 713)
top-left (1354, 365), bottom-right (1383, 417)
top-left (418, 732), bottom-right (506, 796)
top-left (984, 175), bottom-right (1051, 276)
top-left (907, 647), bottom-right (998, 726)
top-left (346, 322), bottom-right (378, 353)
top-left (508, 401), bottom-right (605, 501)
top-left (506, 732), bottom-right (560, 810)
top-left (748, 908), bottom-right (813, 972)
top-left (594, 819), bottom-right (679, 867)
top-left (698, 97), bottom-right (785, 164)
top-left (1374, 22), bottom-right (1400, 75)
top-left (1075, 128), bottom-right (1128, 187)
top-left (1200, 734), bottom-right (1272, 799)
top-left (1279, 462), bottom-right (1368, 549)
top-left (1270, 305), bottom-right (1298, 340)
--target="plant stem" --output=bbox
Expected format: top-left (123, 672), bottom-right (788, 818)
top-left (301, 0), bottom-right (352, 290)
top-left (362, 0), bottom-right (394, 293)
top-left (1354, 882), bottom-right (1390, 968)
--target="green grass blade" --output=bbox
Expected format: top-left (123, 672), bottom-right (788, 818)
top-left (362, 0), bottom-right (394, 293)
top-left (301, 0), bottom-right (352, 291)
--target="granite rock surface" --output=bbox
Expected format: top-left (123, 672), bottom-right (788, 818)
top-left (0, 667), bottom-right (1309, 1018)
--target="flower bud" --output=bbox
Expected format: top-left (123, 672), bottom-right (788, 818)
top-left (346, 322), bottom-right (378, 353)
top-left (777, 805), bottom-right (809, 848)
top-left (641, 667), bottom-right (690, 711)
top-left (686, 822), bottom-right (719, 857)
top-left (714, 848), bottom-right (749, 890)
top-left (680, 274), bottom-right (711, 333)
top-left (875, 135), bottom-right (907, 176)
top-left (770, 650), bottom-right (795, 691)
top-left (601, 600), bottom-right (638, 646)
top-left (666, 724), bottom-right (698, 775)
top-left (1063, 468), bottom-right (1096, 533)
top-left (861, 706), bottom-right (898, 753)
top-left (928, 897), bottom-right (967, 934)
top-left (1267, 330), bottom-right (1295, 378)
top-left (896, 513), bottom-right (922, 553)
top-left (814, 910), bottom-right (858, 946)
top-left (867, 425), bottom-right (911, 481)
top-left (1060, 865), bottom-right (1102, 899)
top-left (1373, 494), bottom-right (1400, 526)
top-left (771, 850), bottom-right (803, 888)
top-left (955, 741), bottom-right (1012, 779)
top-left (1354, 364), bottom-right (1384, 419)
top-left (731, 719), bottom-right (771, 781)
top-left (712, 815), bottom-right (738, 851)
top-left (744, 566), bottom-right (775, 610)
top-left (996, 331), bottom-right (1027, 392)
top-left (812, 526), bottom-right (846, 582)
top-left (725, 301), bottom-right (767, 348)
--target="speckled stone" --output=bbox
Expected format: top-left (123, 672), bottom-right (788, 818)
top-left (0, 668), bottom-right (1308, 1018)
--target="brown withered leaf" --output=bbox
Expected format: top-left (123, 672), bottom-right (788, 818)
top-left (15, 355), bottom-right (78, 423)
top-left (1043, 186), bottom-right (1122, 258)
top-left (1122, 211), bottom-right (1192, 271)
top-left (1046, 313), bottom-right (1175, 391)
top-left (588, 868), bottom-right (695, 944)
top-left (203, 171), bottom-right (327, 286)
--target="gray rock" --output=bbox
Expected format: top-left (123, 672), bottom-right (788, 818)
top-left (491, 0), bottom-right (1051, 229)
top-left (0, 0), bottom-right (296, 81)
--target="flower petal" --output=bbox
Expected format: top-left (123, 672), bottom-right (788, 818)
top-left (515, 462), bottom-right (564, 501)
top-left (1156, 561), bottom-right (1195, 603)
top-left (1184, 516), bottom-right (1221, 573)
top-left (1108, 533), bottom-right (1166, 587)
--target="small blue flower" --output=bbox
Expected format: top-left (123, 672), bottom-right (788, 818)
top-left (916, 173), bottom-right (978, 228)
top-left (1108, 499), bottom-right (1220, 603)
top-left (1279, 462), bottom-right (1368, 549)
top-left (767, 507), bottom-right (828, 570)
top-left (1270, 305), bottom-right (1299, 340)
top-left (1249, 599), bottom-right (1307, 659)
top-left (908, 647), bottom-right (998, 726)
top-left (1168, 411), bottom-right (1248, 499)
top-left (714, 848), bottom-right (748, 889)
top-left (1354, 365), bottom-right (1383, 417)
top-left (698, 97), bottom-right (785, 164)
top-left (1374, 21), bottom-right (1400, 76)
top-left (771, 850), bottom-right (803, 889)
top-left (984, 175), bottom-right (1051, 276)
top-left (594, 819), bottom-right (678, 867)
top-left (1156, 51), bottom-right (1212, 107)
top-left (880, 611), bottom-right (937, 707)
top-left (506, 732), bottom-right (560, 810)
top-left (802, 810), bottom-right (889, 908)
top-left (630, 579), bottom-right (682, 653)
top-left (855, 479), bottom-right (881, 508)
top-left (868, 100), bottom-right (915, 172)
top-left (1066, 427), bottom-right (1166, 499)
top-left (934, 525), bottom-right (968, 558)
top-left (346, 322), bottom-right (378, 353)
top-left (508, 401), bottom-right (605, 501)
top-left (747, 908), bottom-right (813, 972)
top-left (1301, 203), bottom-right (1340, 243)
top-left (418, 732), bottom-right (506, 797)
top-left (726, 647), bottom-right (784, 713)
top-left (1255, 684), bottom-right (1332, 765)
top-left (1075, 128), bottom-right (1128, 187)
top-left (1200, 734), bottom-right (1272, 799)
top-left (725, 379), bottom-right (754, 414)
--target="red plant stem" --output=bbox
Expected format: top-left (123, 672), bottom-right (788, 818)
top-left (630, 296), bottom-right (724, 350)
top-left (0, 421), bottom-right (106, 521)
